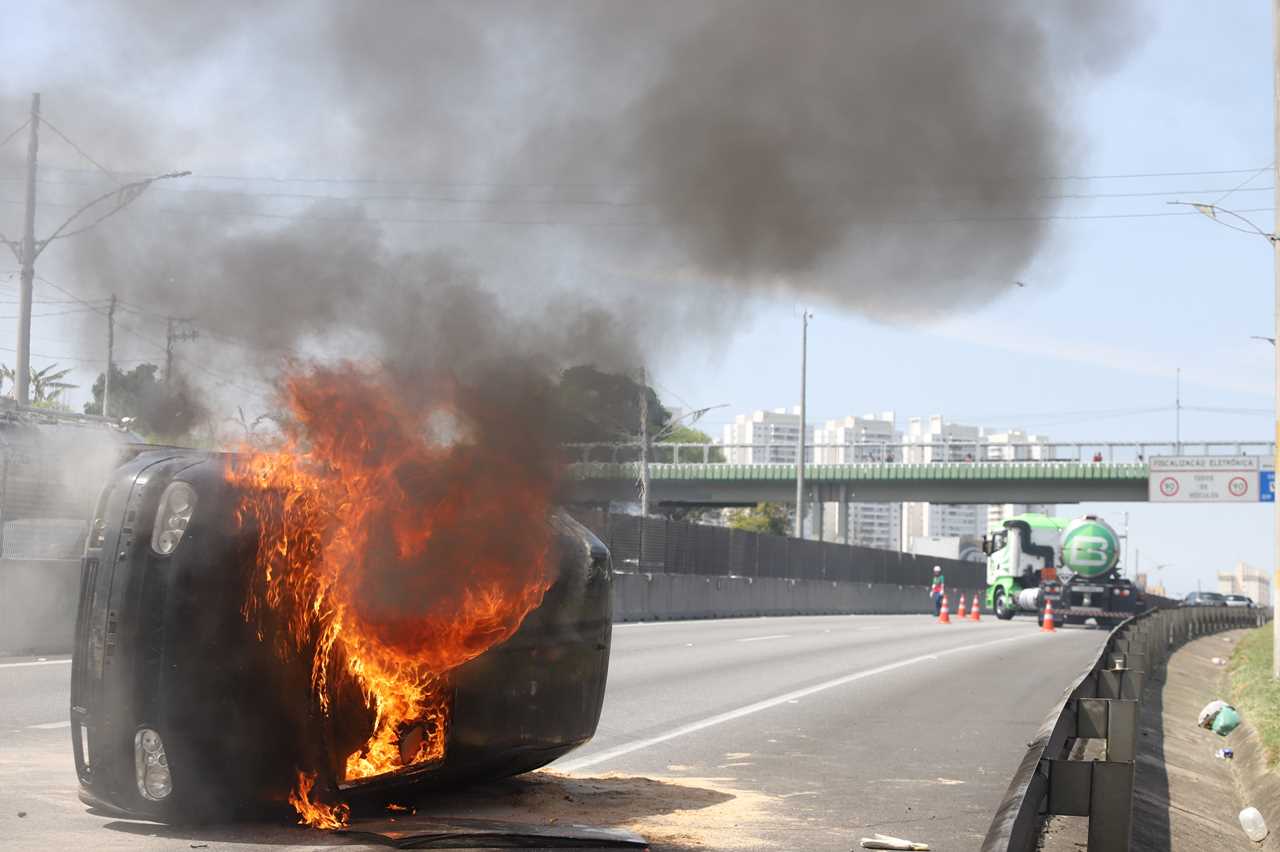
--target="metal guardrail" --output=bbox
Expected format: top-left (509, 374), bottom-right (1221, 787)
top-left (982, 604), bottom-right (1269, 852)
top-left (565, 441), bottom-right (1275, 465)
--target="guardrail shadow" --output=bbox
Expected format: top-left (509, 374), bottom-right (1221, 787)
top-left (1130, 666), bottom-right (1171, 851)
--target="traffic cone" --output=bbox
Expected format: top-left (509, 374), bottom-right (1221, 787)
top-left (1041, 598), bottom-right (1056, 633)
top-left (956, 594), bottom-right (967, 620)
top-left (939, 594), bottom-right (951, 624)
top-left (970, 593), bottom-right (981, 622)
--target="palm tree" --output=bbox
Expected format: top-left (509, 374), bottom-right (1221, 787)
top-left (29, 363), bottom-right (76, 404)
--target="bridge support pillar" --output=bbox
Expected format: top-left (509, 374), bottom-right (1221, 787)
top-left (813, 487), bottom-right (824, 541)
top-left (837, 484), bottom-right (849, 545)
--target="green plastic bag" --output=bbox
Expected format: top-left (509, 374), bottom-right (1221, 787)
top-left (1213, 705), bottom-right (1241, 737)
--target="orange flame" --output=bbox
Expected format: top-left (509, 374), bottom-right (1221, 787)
top-left (288, 771), bottom-right (350, 830)
top-left (231, 365), bottom-right (558, 827)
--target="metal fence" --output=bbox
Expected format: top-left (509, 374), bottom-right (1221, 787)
top-left (565, 440), bottom-right (1276, 465)
top-left (982, 604), bottom-right (1269, 852)
top-left (570, 510), bottom-right (986, 588)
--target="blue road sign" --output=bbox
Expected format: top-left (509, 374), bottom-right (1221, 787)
top-left (1261, 469), bottom-right (1275, 502)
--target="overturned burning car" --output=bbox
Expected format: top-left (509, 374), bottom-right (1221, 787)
top-left (71, 446), bottom-right (612, 824)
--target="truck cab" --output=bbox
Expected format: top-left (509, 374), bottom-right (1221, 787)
top-left (984, 513), bottom-right (1140, 625)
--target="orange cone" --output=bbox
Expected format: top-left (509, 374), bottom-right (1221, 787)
top-left (1041, 598), bottom-right (1056, 633)
top-left (956, 594), bottom-right (967, 620)
top-left (970, 592), bottom-right (981, 622)
top-left (939, 594), bottom-right (951, 624)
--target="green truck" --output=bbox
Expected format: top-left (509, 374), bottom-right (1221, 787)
top-left (982, 513), bottom-right (1143, 626)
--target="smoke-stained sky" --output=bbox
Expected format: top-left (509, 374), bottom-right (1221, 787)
top-left (0, 0), bottom-right (1141, 420)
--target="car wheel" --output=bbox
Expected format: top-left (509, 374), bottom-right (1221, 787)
top-left (994, 588), bottom-right (1014, 620)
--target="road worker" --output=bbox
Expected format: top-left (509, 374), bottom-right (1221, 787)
top-left (930, 565), bottom-right (945, 616)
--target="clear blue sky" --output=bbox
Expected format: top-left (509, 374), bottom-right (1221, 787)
top-left (0, 2), bottom-right (1276, 597)
top-left (653, 2), bottom-right (1276, 597)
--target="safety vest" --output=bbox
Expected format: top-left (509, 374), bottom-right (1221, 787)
top-left (930, 575), bottom-right (945, 594)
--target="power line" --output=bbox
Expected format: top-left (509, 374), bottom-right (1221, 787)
top-left (1212, 163), bottom-right (1273, 205)
top-left (0, 343), bottom-right (144, 364)
top-left (5, 194), bottom-right (1271, 229)
top-left (0, 120), bottom-right (31, 151)
top-left (37, 116), bottom-right (120, 186)
top-left (0, 307), bottom-right (102, 319)
top-left (30, 162), bottom-right (1274, 188)
top-left (7, 174), bottom-right (1280, 207)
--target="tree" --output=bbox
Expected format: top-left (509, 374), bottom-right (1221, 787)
top-left (655, 424), bottom-right (726, 463)
top-left (30, 364), bottom-right (76, 404)
top-left (0, 362), bottom-right (77, 405)
top-left (728, 502), bottom-right (791, 536)
top-left (553, 365), bottom-right (669, 449)
top-left (84, 363), bottom-right (208, 441)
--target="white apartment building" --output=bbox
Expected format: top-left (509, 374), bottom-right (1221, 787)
top-left (722, 408), bottom-right (812, 464)
top-left (900, 415), bottom-right (987, 547)
top-left (812, 412), bottom-right (899, 462)
top-left (1217, 561), bottom-right (1271, 606)
top-left (985, 429), bottom-right (1055, 529)
top-left (814, 413), bottom-right (901, 549)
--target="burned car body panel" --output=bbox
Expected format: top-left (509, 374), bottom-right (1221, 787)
top-left (71, 450), bottom-right (612, 820)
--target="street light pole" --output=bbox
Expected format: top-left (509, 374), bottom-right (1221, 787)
top-left (794, 311), bottom-right (811, 539)
top-left (1273, 0), bottom-right (1280, 677)
top-left (16, 93), bottom-right (40, 406)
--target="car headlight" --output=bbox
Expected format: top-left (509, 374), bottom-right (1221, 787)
top-left (135, 728), bottom-right (172, 801)
top-left (150, 481), bottom-right (196, 556)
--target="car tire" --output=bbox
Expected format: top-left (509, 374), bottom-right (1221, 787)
top-left (994, 588), bottom-right (1014, 620)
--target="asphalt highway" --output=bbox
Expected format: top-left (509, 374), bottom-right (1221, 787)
top-left (0, 613), bottom-right (1108, 851)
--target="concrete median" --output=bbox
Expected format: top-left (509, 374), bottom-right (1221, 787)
top-left (1, 562), bottom-right (986, 656)
top-left (612, 571), bottom-right (985, 621)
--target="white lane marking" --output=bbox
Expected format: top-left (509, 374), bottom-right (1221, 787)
top-left (556, 631), bottom-right (1043, 773)
top-left (736, 634), bottom-right (791, 643)
top-left (0, 658), bottom-right (72, 669)
top-left (27, 720), bottom-right (71, 729)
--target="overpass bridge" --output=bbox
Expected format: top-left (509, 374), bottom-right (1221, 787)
top-left (565, 440), bottom-right (1275, 508)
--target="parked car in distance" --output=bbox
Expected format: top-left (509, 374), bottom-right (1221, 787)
top-left (1184, 591), bottom-right (1227, 607)
top-left (1224, 594), bottom-right (1255, 608)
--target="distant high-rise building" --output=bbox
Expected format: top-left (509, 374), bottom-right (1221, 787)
top-left (900, 415), bottom-right (987, 547)
top-left (1217, 561), bottom-right (1271, 605)
top-left (814, 413), bottom-right (902, 549)
top-left (722, 408), bottom-right (812, 464)
top-left (984, 429), bottom-right (1055, 529)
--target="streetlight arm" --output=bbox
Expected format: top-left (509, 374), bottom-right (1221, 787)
top-left (651, 403), bottom-right (730, 443)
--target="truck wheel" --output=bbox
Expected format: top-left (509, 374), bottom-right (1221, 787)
top-left (994, 588), bottom-right (1014, 620)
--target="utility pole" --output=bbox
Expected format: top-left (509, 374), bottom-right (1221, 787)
top-left (104, 294), bottom-right (116, 418)
top-left (794, 311), bottom-right (811, 539)
top-left (638, 366), bottom-right (650, 519)
top-left (1272, 0), bottom-right (1280, 678)
top-left (1122, 511), bottom-right (1130, 579)
top-left (164, 316), bottom-right (198, 383)
top-left (15, 93), bottom-right (40, 405)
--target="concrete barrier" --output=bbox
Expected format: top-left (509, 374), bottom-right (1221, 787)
top-left (0, 557), bottom-right (80, 655)
top-left (612, 571), bottom-right (985, 621)
top-left (0, 560), bottom-right (985, 656)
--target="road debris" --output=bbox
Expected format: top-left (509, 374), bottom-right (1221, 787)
top-left (1198, 699), bottom-right (1242, 735)
top-left (1240, 806), bottom-right (1268, 842)
top-left (1216, 748), bottom-right (1234, 760)
top-left (859, 833), bottom-right (930, 850)
top-left (1211, 657), bottom-right (1227, 666)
